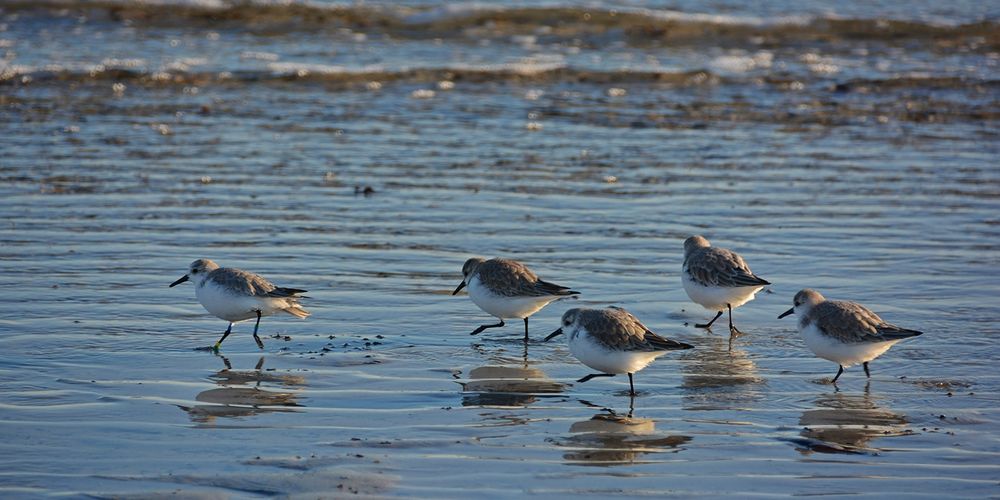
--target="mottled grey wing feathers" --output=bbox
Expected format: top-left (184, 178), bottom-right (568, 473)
top-left (206, 268), bottom-right (275, 296)
top-left (580, 309), bottom-right (646, 350)
top-left (685, 247), bottom-right (769, 288)
top-left (478, 258), bottom-right (575, 297)
top-left (209, 268), bottom-right (306, 300)
top-left (812, 300), bottom-right (921, 343)
top-left (583, 309), bottom-right (691, 352)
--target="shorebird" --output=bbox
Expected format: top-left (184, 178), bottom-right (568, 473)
top-left (453, 257), bottom-right (578, 341)
top-left (169, 259), bottom-right (309, 350)
top-left (682, 235), bottom-right (770, 337)
top-left (779, 289), bottom-right (922, 383)
top-left (545, 307), bottom-right (693, 395)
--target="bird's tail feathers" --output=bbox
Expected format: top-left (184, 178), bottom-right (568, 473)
top-left (877, 325), bottom-right (923, 340)
top-left (646, 333), bottom-right (695, 351)
top-left (283, 305), bottom-right (311, 319)
top-left (536, 279), bottom-right (580, 296)
top-left (731, 274), bottom-right (771, 287)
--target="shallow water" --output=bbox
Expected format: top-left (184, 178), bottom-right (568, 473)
top-left (1, 0), bottom-right (999, 497)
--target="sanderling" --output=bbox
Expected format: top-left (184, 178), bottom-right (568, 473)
top-left (682, 235), bottom-right (770, 337)
top-left (169, 259), bottom-right (310, 350)
top-left (453, 257), bottom-right (579, 341)
top-left (545, 307), bottom-right (693, 396)
top-left (779, 289), bottom-right (922, 383)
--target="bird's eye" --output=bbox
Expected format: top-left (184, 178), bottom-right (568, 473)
top-left (563, 320), bottom-right (571, 326)
top-left (191, 270), bottom-right (198, 274)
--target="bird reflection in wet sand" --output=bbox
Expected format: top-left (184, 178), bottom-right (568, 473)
top-left (179, 356), bottom-right (306, 425)
top-left (790, 387), bottom-right (913, 455)
top-left (461, 342), bottom-right (565, 407)
top-left (551, 400), bottom-right (692, 466)
top-left (681, 336), bottom-right (765, 410)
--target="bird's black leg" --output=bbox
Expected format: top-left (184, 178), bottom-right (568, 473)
top-left (727, 304), bottom-right (744, 337)
top-left (213, 323), bottom-right (233, 351)
top-left (252, 310), bottom-right (264, 349)
top-left (577, 373), bottom-right (616, 383)
top-left (863, 361), bottom-right (871, 378)
top-left (831, 365), bottom-right (845, 383)
top-left (628, 373), bottom-right (635, 396)
top-left (695, 310), bottom-right (723, 329)
top-left (470, 319), bottom-right (505, 335)
top-left (523, 317), bottom-right (529, 342)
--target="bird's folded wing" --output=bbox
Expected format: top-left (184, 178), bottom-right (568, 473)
top-left (686, 248), bottom-right (769, 288)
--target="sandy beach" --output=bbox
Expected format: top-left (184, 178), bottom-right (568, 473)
top-left (1, 0), bottom-right (998, 496)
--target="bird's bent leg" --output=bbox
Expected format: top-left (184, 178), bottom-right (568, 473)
top-left (696, 310), bottom-right (723, 329)
top-left (214, 323), bottom-right (233, 351)
top-left (252, 310), bottom-right (264, 349)
top-left (470, 319), bottom-right (505, 335)
top-left (577, 373), bottom-right (616, 383)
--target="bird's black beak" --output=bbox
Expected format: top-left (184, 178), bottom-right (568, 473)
top-left (452, 281), bottom-right (466, 295)
top-left (169, 275), bottom-right (189, 287)
top-left (544, 328), bottom-right (563, 342)
top-left (778, 307), bottom-right (794, 319)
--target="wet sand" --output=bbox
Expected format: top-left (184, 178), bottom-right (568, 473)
top-left (1, 1), bottom-right (999, 497)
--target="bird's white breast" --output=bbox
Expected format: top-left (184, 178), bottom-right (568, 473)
top-left (195, 280), bottom-right (276, 322)
top-left (681, 271), bottom-right (762, 311)
top-left (568, 328), bottom-right (664, 375)
top-left (466, 276), bottom-right (559, 319)
top-left (800, 323), bottom-right (899, 367)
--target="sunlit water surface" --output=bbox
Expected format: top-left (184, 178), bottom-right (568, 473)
top-left (1, 0), bottom-right (999, 497)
